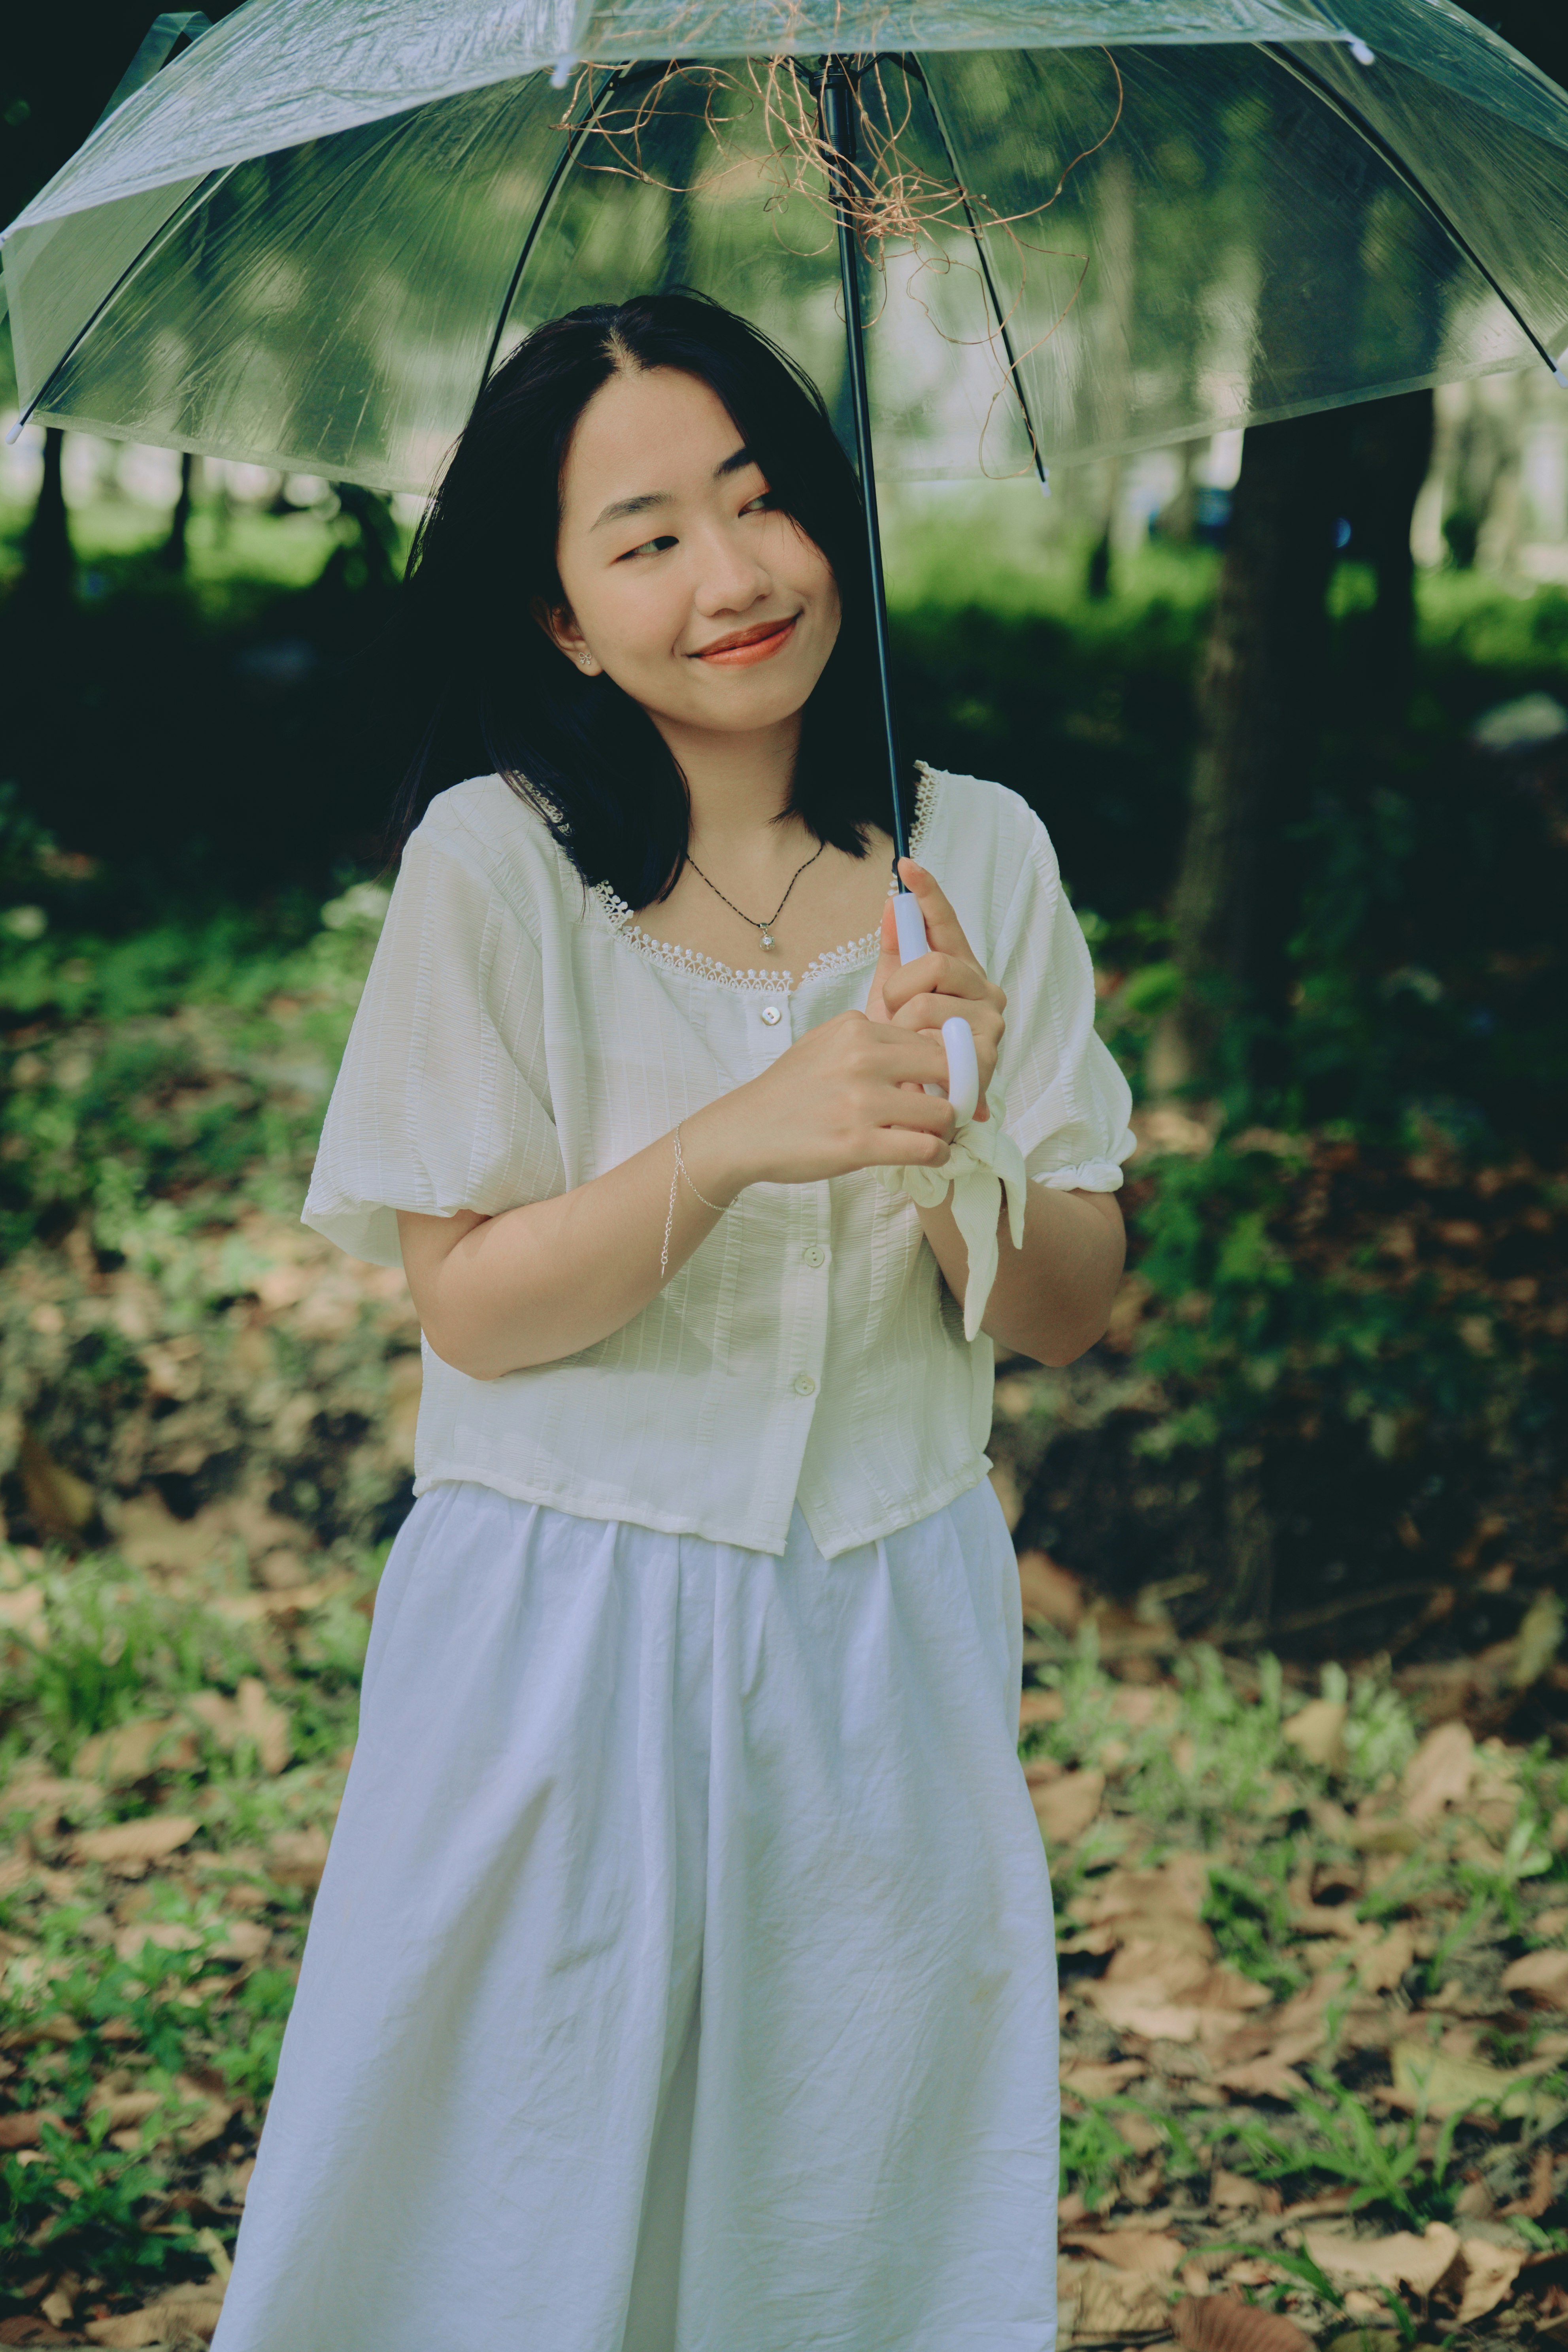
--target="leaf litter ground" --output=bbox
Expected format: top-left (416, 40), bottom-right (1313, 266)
top-left (4, 1416), bottom-right (1568, 2343)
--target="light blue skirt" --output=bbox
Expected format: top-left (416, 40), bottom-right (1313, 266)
top-left (212, 1477), bottom-right (1059, 2352)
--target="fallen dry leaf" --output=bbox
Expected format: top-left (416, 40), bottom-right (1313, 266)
top-left (264, 1826), bottom-right (331, 1889)
top-left (1090, 1945), bottom-right (1270, 2045)
top-left (1209, 2171), bottom-right (1272, 2213)
top-left (1211, 2053), bottom-right (1313, 2102)
top-left (0, 1773), bottom-right (100, 1817)
top-left (209, 1918), bottom-right (271, 1963)
top-left (1061, 2058), bottom-right (1149, 2099)
top-left (186, 1677), bottom-right (291, 1775)
top-left (1357, 1924), bottom-right (1415, 1995)
top-left (1032, 1769), bottom-right (1105, 1846)
top-left (1071, 2259), bottom-right (1177, 2338)
top-left (0, 1585), bottom-right (47, 1637)
top-left (1449, 2238), bottom-right (1524, 2326)
top-left (1064, 2231), bottom-right (1187, 2275)
top-left (1281, 1699), bottom-right (1348, 1770)
top-left (76, 1716), bottom-right (198, 1785)
top-left (1302, 2222), bottom-right (1460, 2297)
top-left (1388, 2037), bottom-right (1542, 2119)
top-left (1174, 2292), bottom-right (1311, 2352)
top-left (1400, 1721), bottom-right (1474, 1824)
top-left (1500, 1948), bottom-right (1568, 2009)
top-left (71, 1816), bottom-right (198, 1867)
top-left (1072, 1854), bottom-right (1211, 1928)
top-left (85, 2294), bottom-right (225, 2347)
top-left (86, 2089), bottom-right (164, 2129)
top-left (0, 2110), bottom-right (66, 2148)
top-left (113, 1920), bottom-right (204, 1964)
top-left (1502, 2145), bottom-right (1559, 2220)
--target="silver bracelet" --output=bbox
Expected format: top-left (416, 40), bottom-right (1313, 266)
top-left (660, 1123), bottom-right (730, 1281)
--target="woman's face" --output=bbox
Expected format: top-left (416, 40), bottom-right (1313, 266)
top-left (543, 364), bottom-right (841, 743)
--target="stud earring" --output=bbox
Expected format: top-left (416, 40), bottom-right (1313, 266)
top-left (578, 655), bottom-right (593, 672)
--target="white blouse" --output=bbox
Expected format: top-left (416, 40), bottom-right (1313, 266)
top-left (302, 764), bottom-right (1136, 1558)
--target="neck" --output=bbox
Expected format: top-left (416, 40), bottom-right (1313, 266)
top-left (650, 710), bottom-right (807, 860)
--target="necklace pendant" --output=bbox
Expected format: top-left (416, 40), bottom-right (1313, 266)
top-left (760, 930), bottom-right (775, 950)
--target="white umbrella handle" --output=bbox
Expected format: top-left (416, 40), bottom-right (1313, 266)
top-left (892, 894), bottom-right (980, 1125)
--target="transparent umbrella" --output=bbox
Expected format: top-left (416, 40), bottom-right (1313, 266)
top-left (3, 0), bottom-right (1567, 928)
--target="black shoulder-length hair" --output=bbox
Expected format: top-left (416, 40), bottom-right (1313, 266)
top-left (387, 290), bottom-right (907, 910)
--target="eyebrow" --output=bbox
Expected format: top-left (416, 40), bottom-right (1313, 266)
top-left (589, 443), bottom-right (759, 532)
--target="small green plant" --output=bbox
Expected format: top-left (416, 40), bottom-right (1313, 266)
top-left (1060, 2101), bottom-right (1139, 2209)
top-left (1231, 2069), bottom-right (1462, 2221)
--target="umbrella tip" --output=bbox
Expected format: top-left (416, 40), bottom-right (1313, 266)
top-left (4, 415), bottom-right (27, 447)
top-left (550, 53), bottom-right (575, 89)
top-left (1039, 469), bottom-right (1051, 500)
top-left (1556, 368), bottom-right (1568, 390)
top-left (1347, 36), bottom-right (1375, 64)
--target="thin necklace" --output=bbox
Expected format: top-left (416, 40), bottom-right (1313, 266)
top-left (685, 838), bottom-right (826, 952)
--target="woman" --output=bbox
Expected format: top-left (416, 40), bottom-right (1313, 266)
top-left (212, 292), bottom-right (1133, 2352)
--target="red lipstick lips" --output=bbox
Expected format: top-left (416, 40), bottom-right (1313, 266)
top-left (693, 614), bottom-right (800, 667)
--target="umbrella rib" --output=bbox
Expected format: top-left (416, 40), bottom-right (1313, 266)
top-left (915, 68), bottom-right (1049, 489)
top-left (1260, 41), bottom-right (1568, 388)
top-left (477, 67), bottom-right (627, 391)
top-left (4, 164), bottom-right (239, 447)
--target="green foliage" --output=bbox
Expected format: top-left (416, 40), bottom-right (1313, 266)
top-left (1059, 2099), bottom-right (1139, 2209)
top-left (1204, 1852), bottom-right (1307, 2003)
top-left (0, 875), bottom-right (383, 1263)
top-left (211, 1967), bottom-right (297, 2104)
top-left (0, 2122), bottom-right (201, 2292)
top-left (1230, 2070), bottom-right (1464, 2221)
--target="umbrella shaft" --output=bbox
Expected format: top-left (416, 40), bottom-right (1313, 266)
top-left (822, 64), bottom-right (908, 879)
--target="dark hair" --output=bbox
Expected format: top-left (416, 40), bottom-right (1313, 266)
top-left (387, 291), bottom-right (905, 908)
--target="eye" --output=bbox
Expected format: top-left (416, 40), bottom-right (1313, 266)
top-left (619, 532), bottom-right (678, 561)
top-left (741, 489), bottom-right (778, 516)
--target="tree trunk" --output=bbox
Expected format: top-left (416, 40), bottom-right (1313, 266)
top-left (1165, 407), bottom-right (1347, 1096)
top-left (159, 452), bottom-right (196, 573)
top-left (21, 427), bottom-right (73, 607)
top-left (1345, 389), bottom-right (1435, 739)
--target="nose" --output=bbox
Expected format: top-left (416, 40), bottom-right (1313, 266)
top-left (691, 517), bottom-right (772, 619)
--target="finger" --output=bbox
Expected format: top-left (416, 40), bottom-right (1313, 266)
top-left (862, 1126), bottom-right (953, 1169)
top-left (868, 1031), bottom-right (953, 1089)
top-left (897, 858), bottom-right (979, 966)
top-left (881, 952), bottom-right (996, 1021)
top-left (867, 1085), bottom-right (957, 1139)
top-left (864, 896), bottom-right (901, 1026)
top-left (887, 990), bottom-right (1001, 1039)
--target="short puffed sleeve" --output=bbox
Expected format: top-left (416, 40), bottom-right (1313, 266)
top-left (989, 808), bottom-right (1136, 1191)
top-left (301, 823), bottom-right (565, 1267)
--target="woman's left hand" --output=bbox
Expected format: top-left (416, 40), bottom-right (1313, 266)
top-left (867, 858), bottom-right (1006, 1123)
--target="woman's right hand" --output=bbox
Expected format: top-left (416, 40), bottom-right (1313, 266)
top-left (682, 1011), bottom-right (956, 1196)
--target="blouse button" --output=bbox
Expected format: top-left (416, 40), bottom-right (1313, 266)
top-left (802, 1244), bottom-right (827, 1269)
top-left (760, 1004), bottom-right (783, 1026)
top-left (792, 1372), bottom-right (817, 1396)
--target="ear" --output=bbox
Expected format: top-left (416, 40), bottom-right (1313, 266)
top-left (531, 594), bottom-right (598, 676)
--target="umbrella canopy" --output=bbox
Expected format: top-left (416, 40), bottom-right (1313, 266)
top-left (4, 0), bottom-right (1568, 494)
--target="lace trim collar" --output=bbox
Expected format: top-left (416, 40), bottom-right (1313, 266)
top-left (591, 766), bottom-right (938, 996)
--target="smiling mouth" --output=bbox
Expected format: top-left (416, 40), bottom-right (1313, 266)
top-left (692, 614), bottom-right (801, 667)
